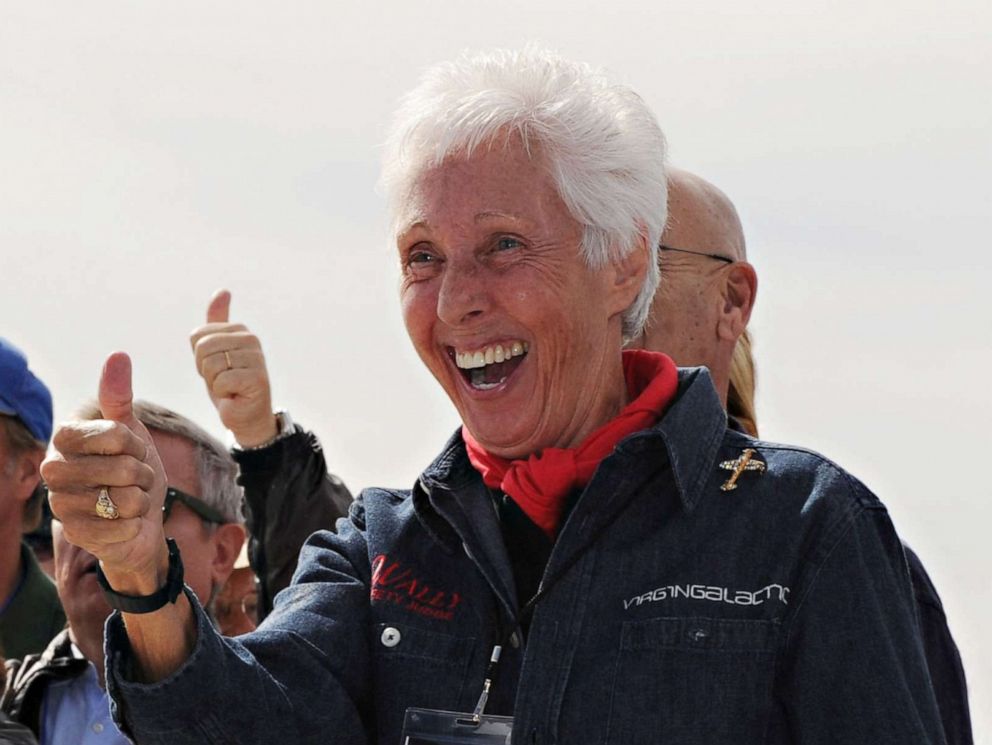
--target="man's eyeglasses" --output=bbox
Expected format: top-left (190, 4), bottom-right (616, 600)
top-left (163, 486), bottom-right (227, 525)
top-left (659, 245), bottom-right (734, 264)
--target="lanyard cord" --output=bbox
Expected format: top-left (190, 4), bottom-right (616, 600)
top-left (470, 471), bottom-right (659, 721)
top-left (469, 543), bottom-right (595, 723)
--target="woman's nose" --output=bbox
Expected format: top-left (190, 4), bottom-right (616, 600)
top-left (436, 258), bottom-right (491, 327)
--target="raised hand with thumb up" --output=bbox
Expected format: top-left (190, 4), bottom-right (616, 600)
top-left (42, 353), bottom-right (170, 595)
top-left (190, 289), bottom-right (277, 448)
top-left (42, 352), bottom-right (196, 680)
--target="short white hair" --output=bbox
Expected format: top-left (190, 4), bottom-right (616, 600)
top-left (382, 47), bottom-right (668, 339)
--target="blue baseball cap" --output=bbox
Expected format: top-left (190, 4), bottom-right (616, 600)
top-left (0, 338), bottom-right (53, 444)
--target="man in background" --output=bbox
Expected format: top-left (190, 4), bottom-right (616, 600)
top-left (637, 167), bottom-right (971, 744)
top-left (190, 291), bottom-right (353, 620)
top-left (0, 339), bottom-right (63, 660)
top-left (1, 401), bottom-right (245, 744)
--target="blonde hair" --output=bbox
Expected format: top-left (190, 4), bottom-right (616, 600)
top-left (727, 330), bottom-right (758, 437)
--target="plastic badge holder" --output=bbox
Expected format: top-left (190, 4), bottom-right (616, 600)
top-left (402, 708), bottom-right (513, 744)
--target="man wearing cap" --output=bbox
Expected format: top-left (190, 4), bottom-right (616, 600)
top-left (0, 339), bottom-right (63, 661)
top-left (1, 400), bottom-right (245, 745)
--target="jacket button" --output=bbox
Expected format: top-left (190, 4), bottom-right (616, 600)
top-left (509, 631), bottom-right (521, 649)
top-left (381, 627), bottom-right (402, 648)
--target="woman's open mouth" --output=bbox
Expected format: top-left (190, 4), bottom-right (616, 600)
top-left (450, 340), bottom-right (528, 390)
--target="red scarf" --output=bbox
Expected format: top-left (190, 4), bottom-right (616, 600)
top-left (463, 349), bottom-right (678, 538)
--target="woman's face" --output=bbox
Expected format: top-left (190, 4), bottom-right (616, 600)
top-left (397, 141), bottom-right (638, 458)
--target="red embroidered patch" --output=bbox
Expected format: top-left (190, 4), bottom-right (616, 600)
top-left (370, 554), bottom-right (462, 622)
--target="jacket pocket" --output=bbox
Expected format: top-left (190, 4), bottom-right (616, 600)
top-left (373, 622), bottom-right (476, 737)
top-left (606, 616), bottom-right (779, 745)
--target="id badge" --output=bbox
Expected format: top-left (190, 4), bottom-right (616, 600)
top-left (401, 707), bottom-right (513, 744)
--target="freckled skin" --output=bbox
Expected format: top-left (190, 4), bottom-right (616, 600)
top-left (396, 140), bottom-right (643, 458)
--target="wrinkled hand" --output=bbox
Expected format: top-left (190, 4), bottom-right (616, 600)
top-left (190, 289), bottom-right (276, 447)
top-left (42, 353), bottom-right (169, 593)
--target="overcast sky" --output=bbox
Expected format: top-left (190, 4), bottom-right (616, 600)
top-left (2, 0), bottom-right (989, 733)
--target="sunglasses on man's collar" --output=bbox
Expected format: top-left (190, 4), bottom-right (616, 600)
top-left (163, 486), bottom-right (227, 525)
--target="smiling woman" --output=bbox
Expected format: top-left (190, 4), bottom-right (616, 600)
top-left (396, 141), bottom-right (654, 457)
top-left (42, 47), bottom-right (947, 745)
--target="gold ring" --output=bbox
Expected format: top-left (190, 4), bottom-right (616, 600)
top-left (95, 487), bottom-right (120, 520)
top-left (224, 350), bottom-right (233, 370)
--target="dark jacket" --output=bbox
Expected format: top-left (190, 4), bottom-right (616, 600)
top-left (0, 715), bottom-right (37, 745)
top-left (0, 545), bottom-right (65, 661)
top-left (904, 547), bottom-right (972, 744)
top-left (232, 427), bottom-right (353, 619)
top-left (1, 630), bottom-right (86, 737)
top-left (237, 412), bottom-right (972, 743)
top-left (104, 368), bottom-right (947, 744)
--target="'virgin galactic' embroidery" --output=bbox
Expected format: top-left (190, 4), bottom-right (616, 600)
top-left (624, 582), bottom-right (790, 610)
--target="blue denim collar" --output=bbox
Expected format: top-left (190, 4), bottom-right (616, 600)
top-left (632, 366), bottom-right (728, 513)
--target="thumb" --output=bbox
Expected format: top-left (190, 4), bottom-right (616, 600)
top-left (99, 352), bottom-right (138, 424)
top-left (98, 352), bottom-right (165, 491)
top-left (207, 289), bottom-right (231, 324)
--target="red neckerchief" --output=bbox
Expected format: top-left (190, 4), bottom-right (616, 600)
top-left (463, 349), bottom-right (678, 538)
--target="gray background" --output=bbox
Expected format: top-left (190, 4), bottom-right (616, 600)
top-left (2, 0), bottom-right (988, 736)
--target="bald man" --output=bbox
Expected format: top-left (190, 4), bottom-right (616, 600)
top-left (635, 167), bottom-right (972, 744)
top-left (637, 168), bottom-right (753, 406)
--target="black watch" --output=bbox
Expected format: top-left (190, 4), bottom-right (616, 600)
top-left (96, 538), bottom-right (185, 614)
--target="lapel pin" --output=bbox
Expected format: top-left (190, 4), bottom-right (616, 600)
top-left (719, 448), bottom-right (766, 492)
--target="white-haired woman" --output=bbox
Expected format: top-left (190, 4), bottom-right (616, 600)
top-left (43, 49), bottom-right (943, 744)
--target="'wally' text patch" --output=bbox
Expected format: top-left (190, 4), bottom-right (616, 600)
top-left (371, 554), bottom-right (462, 622)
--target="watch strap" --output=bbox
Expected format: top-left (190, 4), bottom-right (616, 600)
top-left (96, 538), bottom-right (185, 614)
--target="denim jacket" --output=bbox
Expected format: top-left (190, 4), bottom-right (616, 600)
top-left (105, 368), bottom-right (945, 744)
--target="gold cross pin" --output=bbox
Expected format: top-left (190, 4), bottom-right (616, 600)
top-left (719, 448), bottom-right (766, 492)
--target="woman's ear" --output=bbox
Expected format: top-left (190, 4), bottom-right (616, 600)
top-left (717, 262), bottom-right (758, 342)
top-left (608, 234), bottom-right (651, 315)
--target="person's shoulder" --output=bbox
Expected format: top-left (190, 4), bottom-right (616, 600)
top-left (1, 630), bottom-right (80, 730)
top-left (20, 549), bottom-right (60, 606)
top-left (289, 487), bottom-right (420, 590)
top-left (299, 487), bottom-right (414, 546)
top-left (0, 713), bottom-right (39, 745)
top-left (356, 486), bottom-right (412, 504)
top-left (351, 486), bottom-right (419, 531)
top-left (721, 428), bottom-right (884, 519)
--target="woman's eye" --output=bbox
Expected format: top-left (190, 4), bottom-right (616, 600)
top-left (496, 236), bottom-right (522, 251)
top-left (408, 251), bottom-right (435, 265)
top-left (403, 246), bottom-right (443, 277)
top-left (404, 243), bottom-right (436, 264)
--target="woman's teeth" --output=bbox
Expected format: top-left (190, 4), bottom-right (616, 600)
top-left (455, 341), bottom-right (528, 370)
top-left (452, 341), bottom-right (529, 390)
